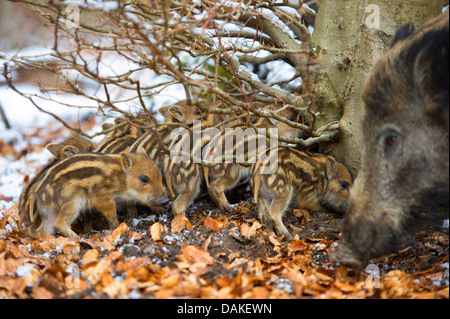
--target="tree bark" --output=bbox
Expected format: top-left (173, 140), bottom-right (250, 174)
top-left (312, 0), bottom-right (443, 178)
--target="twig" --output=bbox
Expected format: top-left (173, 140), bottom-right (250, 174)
top-left (0, 102), bottom-right (11, 129)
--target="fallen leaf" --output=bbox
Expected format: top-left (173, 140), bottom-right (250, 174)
top-left (239, 223), bottom-right (252, 238)
top-left (204, 216), bottom-right (223, 232)
top-left (83, 258), bottom-right (113, 285)
top-left (150, 222), bottom-right (164, 241)
top-left (293, 209), bottom-right (311, 222)
top-left (287, 240), bottom-right (308, 253)
top-left (81, 249), bottom-right (99, 265)
top-left (103, 222), bottom-right (128, 249)
top-left (202, 233), bottom-right (212, 251)
top-left (171, 214), bottom-right (193, 233)
top-left (0, 195), bottom-right (13, 202)
top-left (31, 286), bottom-right (54, 299)
top-left (181, 244), bottom-right (214, 266)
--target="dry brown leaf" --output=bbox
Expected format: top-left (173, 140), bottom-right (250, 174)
top-left (81, 249), bottom-right (99, 265)
top-left (239, 223), bottom-right (252, 238)
top-left (31, 286), bottom-right (54, 299)
top-left (293, 209), bottom-right (311, 222)
top-left (240, 221), bottom-right (261, 238)
top-left (83, 258), bottom-right (113, 285)
top-left (268, 233), bottom-right (281, 252)
top-left (55, 236), bottom-right (80, 254)
top-left (103, 280), bottom-right (128, 298)
top-left (171, 214), bottom-right (193, 233)
top-left (103, 222), bottom-right (128, 249)
top-left (181, 244), bottom-right (214, 266)
top-left (202, 233), bottom-right (212, 251)
top-left (150, 222), bottom-right (164, 241)
top-left (204, 216), bottom-right (223, 232)
top-left (287, 239), bottom-right (308, 253)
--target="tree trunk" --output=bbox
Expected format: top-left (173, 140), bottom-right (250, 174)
top-left (312, 0), bottom-right (443, 178)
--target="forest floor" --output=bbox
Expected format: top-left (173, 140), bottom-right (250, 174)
top-left (0, 118), bottom-right (448, 299)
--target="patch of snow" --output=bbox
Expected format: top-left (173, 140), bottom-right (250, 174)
top-left (16, 264), bottom-right (34, 277)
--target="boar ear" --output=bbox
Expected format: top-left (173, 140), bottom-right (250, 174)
top-left (120, 152), bottom-right (134, 172)
top-left (46, 143), bottom-right (61, 157)
top-left (391, 23), bottom-right (415, 47)
top-left (62, 146), bottom-right (80, 157)
top-left (158, 105), bottom-right (170, 118)
top-left (414, 21), bottom-right (449, 129)
top-left (326, 157), bottom-right (338, 180)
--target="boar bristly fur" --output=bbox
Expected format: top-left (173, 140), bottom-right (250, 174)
top-left (332, 12), bottom-right (449, 269)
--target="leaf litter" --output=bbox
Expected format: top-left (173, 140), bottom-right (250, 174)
top-left (0, 121), bottom-right (448, 299)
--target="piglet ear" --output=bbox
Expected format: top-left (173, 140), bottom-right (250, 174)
top-left (120, 152), bottom-right (133, 172)
top-left (168, 106), bottom-right (184, 120)
top-left (326, 157), bottom-right (338, 180)
top-left (62, 145), bottom-right (80, 157)
top-left (46, 143), bottom-right (60, 158)
top-left (158, 105), bottom-right (170, 118)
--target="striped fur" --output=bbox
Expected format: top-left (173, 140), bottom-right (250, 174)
top-left (47, 136), bottom-right (95, 160)
top-left (94, 119), bottom-right (144, 154)
top-left (129, 124), bottom-right (202, 217)
top-left (205, 106), bottom-right (304, 211)
top-left (19, 152), bottom-right (164, 238)
top-left (19, 136), bottom-right (96, 234)
top-left (252, 147), bottom-right (352, 238)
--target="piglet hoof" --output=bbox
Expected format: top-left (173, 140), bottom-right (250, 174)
top-left (59, 228), bottom-right (79, 239)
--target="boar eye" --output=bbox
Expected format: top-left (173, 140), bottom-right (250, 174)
top-left (339, 181), bottom-right (349, 190)
top-left (139, 175), bottom-right (150, 184)
top-left (194, 109), bottom-right (201, 116)
top-left (385, 135), bottom-right (398, 147)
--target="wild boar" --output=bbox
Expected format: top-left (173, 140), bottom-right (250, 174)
top-left (331, 12), bottom-right (449, 268)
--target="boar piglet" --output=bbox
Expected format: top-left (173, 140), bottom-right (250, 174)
top-left (332, 12), bottom-right (449, 268)
top-left (205, 104), bottom-right (304, 212)
top-left (19, 136), bottom-right (96, 235)
top-left (158, 99), bottom-right (222, 127)
top-left (129, 124), bottom-right (202, 218)
top-left (21, 152), bottom-right (165, 238)
top-left (47, 136), bottom-right (95, 160)
top-left (252, 147), bottom-right (352, 239)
